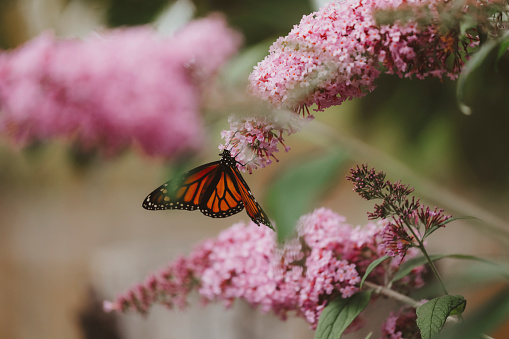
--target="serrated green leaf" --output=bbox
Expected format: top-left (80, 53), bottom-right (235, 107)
top-left (416, 295), bottom-right (466, 339)
top-left (449, 301), bottom-right (466, 316)
top-left (360, 255), bottom-right (390, 288)
top-left (315, 291), bottom-right (372, 339)
top-left (391, 254), bottom-right (509, 283)
top-left (437, 287), bottom-right (509, 339)
top-left (266, 148), bottom-right (348, 242)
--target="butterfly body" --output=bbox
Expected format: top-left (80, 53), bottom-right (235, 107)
top-left (143, 150), bottom-right (273, 229)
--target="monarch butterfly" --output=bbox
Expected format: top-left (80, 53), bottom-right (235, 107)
top-left (142, 150), bottom-right (273, 230)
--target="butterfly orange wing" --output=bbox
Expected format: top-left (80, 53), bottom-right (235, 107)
top-left (142, 162), bottom-right (221, 211)
top-left (143, 150), bottom-right (273, 230)
top-left (197, 164), bottom-right (245, 219)
top-left (226, 165), bottom-right (273, 230)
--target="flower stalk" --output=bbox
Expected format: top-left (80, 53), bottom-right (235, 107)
top-left (347, 164), bottom-right (452, 295)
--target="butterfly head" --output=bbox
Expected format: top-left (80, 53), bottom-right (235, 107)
top-left (219, 149), bottom-right (232, 157)
top-left (219, 149), bottom-right (240, 167)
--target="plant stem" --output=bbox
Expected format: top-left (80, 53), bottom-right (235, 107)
top-left (363, 281), bottom-right (421, 307)
top-left (416, 238), bottom-right (449, 295)
top-left (393, 217), bottom-right (449, 295)
top-left (383, 201), bottom-right (449, 295)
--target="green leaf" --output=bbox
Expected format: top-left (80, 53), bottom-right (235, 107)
top-left (422, 225), bottom-right (441, 239)
top-left (315, 291), bottom-right (372, 339)
top-left (107, 0), bottom-right (168, 26)
top-left (440, 216), bottom-right (475, 226)
top-left (392, 255), bottom-right (441, 283)
top-left (422, 216), bottom-right (472, 240)
top-left (456, 31), bottom-right (509, 115)
top-left (221, 39), bottom-right (274, 86)
top-left (360, 255), bottom-right (390, 288)
top-left (266, 148), bottom-right (348, 242)
top-left (448, 301), bottom-right (466, 316)
top-left (437, 287), bottom-right (509, 339)
top-left (414, 260), bottom-right (509, 300)
top-left (391, 254), bottom-right (509, 283)
top-left (459, 15), bottom-right (477, 37)
top-left (363, 332), bottom-right (373, 339)
top-left (456, 40), bottom-right (497, 115)
top-left (416, 295), bottom-right (466, 339)
top-left (496, 31), bottom-right (509, 63)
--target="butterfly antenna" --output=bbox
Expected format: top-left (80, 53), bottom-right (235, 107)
top-left (232, 144), bottom-right (259, 168)
top-left (225, 131), bottom-right (240, 150)
top-left (220, 131), bottom-right (241, 157)
top-left (232, 141), bottom-right (251, 160)
top-left (241, 157), bottom-right (256, 167)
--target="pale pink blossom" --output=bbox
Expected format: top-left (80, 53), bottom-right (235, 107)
top-left (219, 110), bottom-right (306, 173)
top-left (249, 0), bottom-right (477, 111)
top-left (107, 208), bottom-right (425, 329)
top-left (0, 16), bottom-right (241, 158)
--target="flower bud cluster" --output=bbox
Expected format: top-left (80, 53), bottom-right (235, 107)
top-left (347, 164), bottom-right (451, 259)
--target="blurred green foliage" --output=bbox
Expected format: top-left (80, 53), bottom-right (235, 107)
top-left (0, 0), bottom-right (20, 49)
top-left (106, 0), bottom-right (169, 26)
top-left (104, 0), bottom-right (311, 46)
top-left (266, 148), bottom-right (348, 241)
top-left (354, 57), bottom-right (509, 194)
top-left (193, 0), bottom-right (311, 45)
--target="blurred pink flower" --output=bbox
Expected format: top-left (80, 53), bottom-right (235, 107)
top-left (380, 307), bottom-right (420, 339)
top-left (249, 0), bottom-right (477, 111)
top-left (0, 15), bottom-right (241, 157)
top-left (106, 207), bottom-right (425, 329)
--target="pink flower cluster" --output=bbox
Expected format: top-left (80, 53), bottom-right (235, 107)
top-left (106, 208), bottom-right (425, 329)
top-left (249, 0), bottom-right (477, 111)
top-left (219, 111), bottom-right (305, 173)
top-left (379, 218), bottom-right (416, 260)
top-left (380, 307), bottom-right (420, 339)
top-left (379, 206), bottom-right (451, 260)
top-left (0, 16), bottom-right (241, 157)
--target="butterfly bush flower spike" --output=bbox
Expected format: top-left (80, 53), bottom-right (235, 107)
top-left (347, 164), bottom-right (452, 259)
top-left (380, 307), bottom-right (420, 339)
top-left (249, 0), bottom-right (479, 111)
top-left (380, 218), bottom-right (415, 260)
top-left (414, 206), bottom-right (451, 231)
top-left (0, 16), bottom-right (241, 158)
top-left (107, 208), bottom-right (425, 330)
